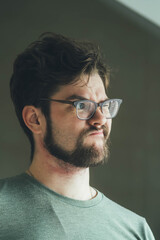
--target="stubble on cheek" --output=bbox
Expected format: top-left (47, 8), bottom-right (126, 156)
top-left (43, 113), bottom-right (111, 168)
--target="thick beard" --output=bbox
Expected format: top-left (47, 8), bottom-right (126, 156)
top-left (44, 116), bottom-right (110, 168)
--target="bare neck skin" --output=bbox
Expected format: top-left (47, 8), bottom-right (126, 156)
top-left (27, 145), bottom-right (96, 201)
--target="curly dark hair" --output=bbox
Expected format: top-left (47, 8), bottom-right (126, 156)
top-left (10, 32), bottom-right (110, 160)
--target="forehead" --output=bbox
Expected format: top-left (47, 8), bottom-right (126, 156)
top-left (52, 73), bottom-right (107, 100)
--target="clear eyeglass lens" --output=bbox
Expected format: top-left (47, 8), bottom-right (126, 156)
top-left (77, 101), bottom-right (95, 119)
top-left (77, 100), bottom-right (120, 120)
top-left (103, 100), bottom-right (119, 118)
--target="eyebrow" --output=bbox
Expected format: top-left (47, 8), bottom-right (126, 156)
top-left (66, 95), bottom-right (88, 100)
top-left (66, 94), bottom-right (109, 102)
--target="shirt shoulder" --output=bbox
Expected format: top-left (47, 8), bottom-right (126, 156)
top-left (0, 174), bottom-right (27, 193)
top-left (0, 173), bottom-right (41, 206)
top-left (101, 194), bottom-right (155, 239)
top-left (102, 194), bottom-right (142, 218)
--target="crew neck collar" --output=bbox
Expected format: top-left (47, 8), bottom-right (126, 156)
top-left (22, 172), bottom-right (103, 208)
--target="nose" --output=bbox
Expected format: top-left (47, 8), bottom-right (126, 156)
top-left (87, 106), bottom-right (110, 128)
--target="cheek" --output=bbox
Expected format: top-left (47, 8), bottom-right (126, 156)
top-left (39, 116), bottom-right (48, 139)
top-left (62, 119), bottom-right (86, 138)
top-left (56, 123), bottom-right (86, 152)
top-left (106, 119), bottom-right (112, 135)
top-left (52, 116), bottom-right (86, 143)
top-left (50, 105), bottom-right (77, 125)
top-left (53, 106), bottom-right (84, 131)
top-left (49, 105), bottom-right (87, 141)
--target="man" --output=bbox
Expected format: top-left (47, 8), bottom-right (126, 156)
top-left (0, 33), bottom-right (155, 239)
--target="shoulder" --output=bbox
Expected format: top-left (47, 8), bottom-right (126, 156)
top-left (0, 173), bottom-right (50, 205)
top-left (100, 194), bottom-right (155, 239)
top-left (101, 193), bottom-right (144, 221)
top-left (0, 174), bottom-right (26, 191)
top-left (0, 173), bottom-right (33, 202)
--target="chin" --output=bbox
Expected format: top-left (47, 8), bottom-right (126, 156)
top-left (89, 157), bottom-right (106, 167)
top-left (91, 141), bottom-right (105, 150)
top-left (85, 138), bottom-right (104, 146)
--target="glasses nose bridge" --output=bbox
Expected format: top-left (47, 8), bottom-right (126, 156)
top-left (94, 102), bottom-right (104, 114)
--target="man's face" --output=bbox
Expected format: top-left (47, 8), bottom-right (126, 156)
top-left (43, 73), bottom-right (112, 168)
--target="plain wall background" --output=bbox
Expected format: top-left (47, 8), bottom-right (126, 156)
top-left (0, 0), bottom-right (159, 238)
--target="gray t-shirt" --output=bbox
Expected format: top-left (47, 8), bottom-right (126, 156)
top-left (0, 173), bottom-right (155, 240)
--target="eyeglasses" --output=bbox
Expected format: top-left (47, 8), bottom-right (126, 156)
top-left (40, 98), bottom-right (122, 120)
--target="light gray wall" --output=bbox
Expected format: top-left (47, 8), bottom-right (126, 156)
top-left (0, 0), bottom-right (159, 238)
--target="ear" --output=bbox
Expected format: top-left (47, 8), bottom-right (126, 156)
top-left (22, 106), bottom-right (43, 134)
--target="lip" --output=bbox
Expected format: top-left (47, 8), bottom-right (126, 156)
top-left (88, 131), bottom-right (103, 136)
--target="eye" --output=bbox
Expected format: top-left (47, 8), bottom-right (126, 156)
top-left (78, 102), bottom-right (86, 110)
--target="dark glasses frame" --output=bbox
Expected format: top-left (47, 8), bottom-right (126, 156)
top-left (40, 98), bottom-right (122, 120)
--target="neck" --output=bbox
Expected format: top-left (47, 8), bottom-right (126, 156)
top-left (26, 152), bottom-right (97, 201)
